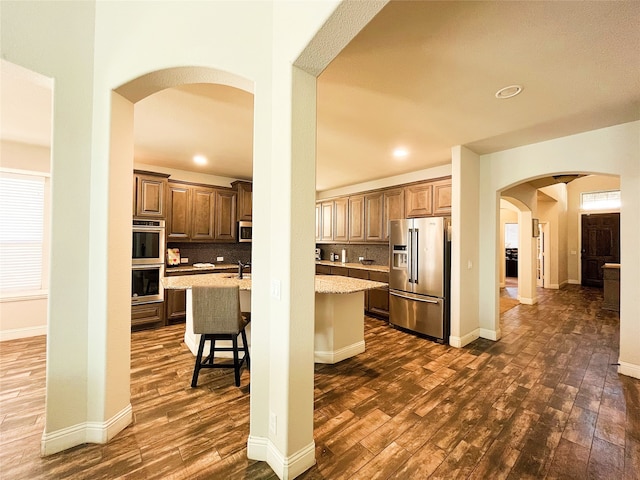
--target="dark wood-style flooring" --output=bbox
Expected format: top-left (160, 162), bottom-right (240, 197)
top-left (1, 285), bottom-right (639, 479)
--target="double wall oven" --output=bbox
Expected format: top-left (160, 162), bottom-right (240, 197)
top-left (132, 219), bottom-right (165, 303)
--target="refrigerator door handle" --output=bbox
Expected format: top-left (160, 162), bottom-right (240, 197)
top-left (408, 228), bottom-right (414, 283)
top-left (390, 291), bottom-right (439, 304)
top-left (413, 228), bottom-right (419, 284)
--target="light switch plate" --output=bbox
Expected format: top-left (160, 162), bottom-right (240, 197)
top-left (217, 256), bottom-right (224, 262)
top-left (181, 257), bottom-right (189, 264)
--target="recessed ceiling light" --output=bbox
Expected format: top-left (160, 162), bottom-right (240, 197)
top-left (393, 148), bottom-right (409, 158)
top-left (495, 85), bottom-right (523, 99)
top-left (193, 155), bottom-right (207, 165)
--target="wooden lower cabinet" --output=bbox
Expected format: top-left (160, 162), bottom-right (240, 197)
top-left (316, 264), bottom-right (331, 274)
top-left (131, 301), bottom-right (165, 331)
top-left (165, 289), bottom-right (187, 324)
top-left (368, 271), bottom-right (389, 319)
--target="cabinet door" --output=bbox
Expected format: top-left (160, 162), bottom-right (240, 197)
top-left (315, 203), bottom-right (322, 242)
top-left (333, 197), bottom-right (349, 243)
top-left (321, 201), bottom-right (334, 242)
top-left (368, 271), bottom-right (389, 318)
top-left (348, 195), bottom-right (365, 242)
top-left (383, 188), bottom-right (405, 241)
top-left (348, 269), bottom-right (369, 311)
top-left (316, 264), bottom-right (331, 275)
top-left (405, 183), bottom-right (433, 217)
top-left (191, 187), bottom-right (215, 241)
top-left (165, 289), bottom-right (186, 324)
top-left (330, 266), bottom-right (349, 276)
top-left (166, 183), bottom-right (191, 241)
top-left (131, 301), bottom-right (165, 330)
top-left (213, 189), bottom-right (237, 242)
top-left (236, 182), bottom-right (253, 221)
top-left (365, 192), bottom-right (384, 242)
top-left (135, 174), bottom-right (166, 218)
top-left (433, 179), bottom-right (452, 215)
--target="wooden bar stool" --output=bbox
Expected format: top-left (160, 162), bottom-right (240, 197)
top-left (190, 285), bottom-right (250, 387)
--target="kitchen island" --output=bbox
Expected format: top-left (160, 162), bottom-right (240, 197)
top-left (162, 273), bottom-right (386, 364)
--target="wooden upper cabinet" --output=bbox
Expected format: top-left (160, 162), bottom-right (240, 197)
top-left (365, 192), bottom-right (385, 242)
top-left (166, 183), bottom-right (191, 241)
top-left (383, 188), bottom-right (405, 241)
top-left (233, 181), bottom-right (252, 221)
top-left (333, 197), bottom-right (349, 243)
top-left (348, 195), bottom-right (365, 242)
top-left (315, 203), bottom-right (322, 242)
top-left (433, 179), bottom-right (452, 215)
top-left (405, 183), bottom-right (433, 217)
top-left (213, 189), bottom-right (237, 242)
top-left (134, 171), bottom-right (168, 218)
top-left (191, 187), bottom-right (215, 241)
top-left (320, 201), bottom-right (334, 242)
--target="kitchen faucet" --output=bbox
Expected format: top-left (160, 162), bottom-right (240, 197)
top-left (238, 261), bottom-right (251, 279)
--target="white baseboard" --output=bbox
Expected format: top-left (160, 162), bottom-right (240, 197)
top-left (449, 328), bottom-right (479, 348)
top-left (267, 439), bottom-right (316, 480)
top-left (247, 435), bottom-right (269, 460)
top-left (314, 340), bottom-right (365, 364)
top-left (0, 325), bottom-right (47, 341)
top-left (568, 279), bottom-right (580, 285)
top-left (479, 328), bottom-right (501, 341)
top-left (618, 361), bottom-right (640, 380)
top-left (41, 404), bottom-right (132, 456)
top-left (519, 296), bottom-right (538, 305)
top-left (547, 283), bottom-right (560, 290)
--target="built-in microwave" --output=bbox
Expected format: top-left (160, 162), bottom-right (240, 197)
top-left (238, 221), bottom-right (252, 243)
top-left (132, 264), bottom-right (164, 303)
top-left (132, 219), bottom-right (165, 265)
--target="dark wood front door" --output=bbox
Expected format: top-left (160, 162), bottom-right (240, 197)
top-left (581, 213), bottom-right (620, 287)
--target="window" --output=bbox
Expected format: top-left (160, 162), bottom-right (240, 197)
top-left (504, 223), bottom-right (519, 248)
top-left (580, 190), bottom-right (620, 211)
top-left (0, 171), bottom-right (46, 295)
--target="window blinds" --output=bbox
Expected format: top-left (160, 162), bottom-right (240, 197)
top-left (0, 172), bottom-right (45, 293)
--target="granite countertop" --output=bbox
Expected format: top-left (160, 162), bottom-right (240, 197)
top-left (315, 260), bottom-right (389, 273)
top-left (162, 273), bottom-right (387, 294)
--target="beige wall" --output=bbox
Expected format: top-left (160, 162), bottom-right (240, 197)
top-left (566, 175), bottom-right (620, 283)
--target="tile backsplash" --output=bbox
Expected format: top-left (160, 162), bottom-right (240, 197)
top-left (167, 242), bottom-right (251, 266)
top-left (316, 244), bottom-right (389, 266)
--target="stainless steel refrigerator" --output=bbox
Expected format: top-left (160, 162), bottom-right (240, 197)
top-left (389, 217), bottom-right (451, 343)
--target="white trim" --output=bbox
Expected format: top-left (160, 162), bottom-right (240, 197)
top-left (547, 283), bottom-right (561, 290)
top-left (479, 328), bottom-right (501, 341)
top-left (0, 290), bottom-right (48, 302)
top-left (568, 279), bottom-right (581, 285)
top-left (267, 439), bottom-right (316, 480)
top-left (0, 325), bottom-right (47, 341)
top-left (0, 167), bottom-right (51, 178)
top-left (41, 404), bottom-right (132, 456)
top-left (247, 435), bottom-right (269, 460)
top-left (618, 361), bottom-right (640, 380)
top-left (313, 340), bottom-right (365, 364)
top-left (449, 328), bottom-right (479, 348)
top-left (519, 296), bottom-right (538, 305)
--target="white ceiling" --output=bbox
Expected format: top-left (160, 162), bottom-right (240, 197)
top-left (2, 2), bottom-right (639, 192)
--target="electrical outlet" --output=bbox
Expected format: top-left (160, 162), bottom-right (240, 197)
top-left (216, 256), bottom-right (224, 262)
top-left (270, 279), bottom-right (281, 300)
top-left (181, 257), bottom-right (189, 264)
top-left (358, 256), bottom-right (364, 261)
top-left (269, 412), bottom-right (277, 434)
